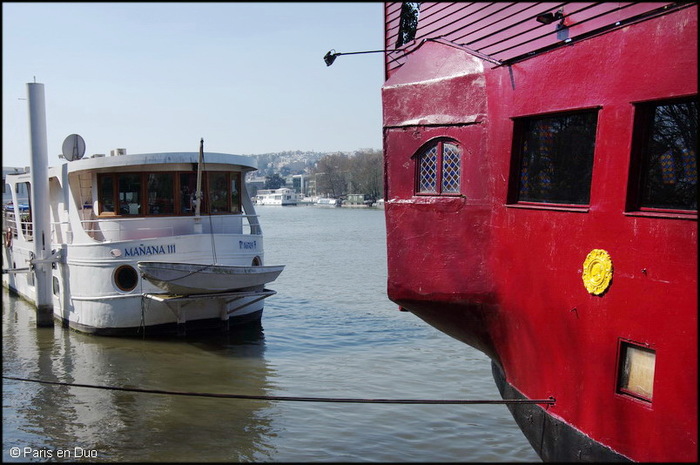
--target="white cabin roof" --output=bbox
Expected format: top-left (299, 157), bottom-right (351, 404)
top-left (63, 152), bottom-right (257, 174)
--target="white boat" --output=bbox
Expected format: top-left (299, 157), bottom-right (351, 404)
top-left (255, 188), bottom-right (298, 206)
top-left (314, 197), bottom-right (341, 207)
top-left (2, 82), bottom-right (284, 336)
top-left (344, 194), bottom-right (375, 208)
top-left (138, 262), bottom-right (284, 295)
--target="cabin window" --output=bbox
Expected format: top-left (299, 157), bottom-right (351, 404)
top-left (629, 98), bottom-right (697, 212)
top-left (118, 174), bottom-right (142, 215)
top-left (179, 172), bottom-right (212, 214)
top-left (231, 172), bottom-right (242, 213)
top-left (511, 110), bottom-right (598, 205)
top-left (415, 139), bottom-right (462, 195)
top-left (179, 172), bottom-right (198, 214)
top-left (208, 172), bottom-right (229, 213)
top-left (97, 170), bottom-right (242, 216)
top-left (98, 174), bottom-right (115, 213)
top-left (147, 173), bottom-right (174, 215)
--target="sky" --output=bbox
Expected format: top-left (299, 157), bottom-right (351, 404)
top-left (2, 2), bottom-right (386, 169)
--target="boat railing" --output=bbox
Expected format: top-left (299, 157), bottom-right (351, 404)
top-left (3, 208), bottom-right (33, 241)
top-left (76, 214), bottom-right (261, 242)
top-left (50, 221), bottom-right (71, 244)
top-left (4, 209), bottom-right (261, 244)
top-left (3, 209), bottom-right (15, 235)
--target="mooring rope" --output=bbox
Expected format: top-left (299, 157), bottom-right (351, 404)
top-left (2, 376), bottom-right (555, 405)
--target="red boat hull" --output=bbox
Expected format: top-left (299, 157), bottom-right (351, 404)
top-left (382, 3), bottom-right (697, 462)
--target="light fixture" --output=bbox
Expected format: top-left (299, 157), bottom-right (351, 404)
top-left (323, 50), bottom-right (339, 66)
top-left (536, 9), bottom-right (565, 25)
top-left (323, 49), bottom-right (388, 67)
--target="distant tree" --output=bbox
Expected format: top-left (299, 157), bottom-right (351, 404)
top-left (264, 174), bottom-right (285, 189)
top-left (314, 153), bottom-right (351, 198)
top-left (349, 149), bottom-right (383, 199)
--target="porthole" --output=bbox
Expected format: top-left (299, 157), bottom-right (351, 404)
top-left (252, 256), bottom-right (262, 266)
top-left (114, 265), bottom-right (139, 292)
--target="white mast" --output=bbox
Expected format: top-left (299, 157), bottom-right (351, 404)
top-left (27, 82), bottom-right (54, 326)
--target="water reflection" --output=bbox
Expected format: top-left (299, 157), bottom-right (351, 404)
top-left (4, 207), bottom-right (543, 462)
top-left (3, 289), bottom-right (278, 462)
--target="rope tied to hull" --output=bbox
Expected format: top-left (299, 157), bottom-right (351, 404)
top-left (2, 375), bottom-right (555, 405)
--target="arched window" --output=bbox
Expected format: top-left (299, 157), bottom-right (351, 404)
top-left (415, 139), bottom-right (461, 195)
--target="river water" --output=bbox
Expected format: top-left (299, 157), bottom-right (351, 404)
top-left (2, 205), bottom-right (541, 462)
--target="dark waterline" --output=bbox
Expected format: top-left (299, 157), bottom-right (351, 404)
top-left (3, 206), bottom-right (541, 462)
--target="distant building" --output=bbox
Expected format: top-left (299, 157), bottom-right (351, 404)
top-left (290, 174), bottom-right (307, 196)
top-left (245, 174), bottom-right (267, 198)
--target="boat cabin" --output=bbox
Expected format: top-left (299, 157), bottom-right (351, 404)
top-left (3, 151), bottom-right (258, 245)
top-left (96, 168), bottom-right (242, 216)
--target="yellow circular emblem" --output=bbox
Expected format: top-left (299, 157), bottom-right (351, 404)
top-left (582, 249), bottom-right (613, 295)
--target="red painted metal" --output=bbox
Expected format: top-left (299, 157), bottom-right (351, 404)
top-left (382, 2), bottom-right (697, 462)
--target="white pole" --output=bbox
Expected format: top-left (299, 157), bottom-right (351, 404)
top-left (27, 82), bottom-right (54, 326)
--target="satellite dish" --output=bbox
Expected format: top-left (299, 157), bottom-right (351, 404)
top-left (62, 134), bottom-right (86, 161)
